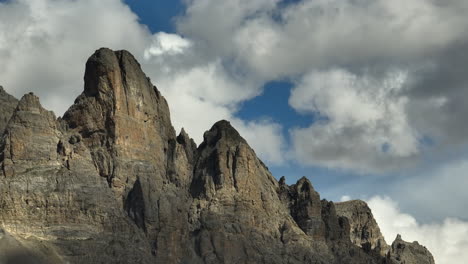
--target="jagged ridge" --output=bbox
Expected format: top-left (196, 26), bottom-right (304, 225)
top-left (0, 48), bottom-right (434, 264)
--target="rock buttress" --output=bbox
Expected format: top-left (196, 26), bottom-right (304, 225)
top-left (0, 92), bottom-right (153, 263)
top-left (62, 48), bottom-right (195, 263)
top-left (278, 176), bottom-right (326, 239)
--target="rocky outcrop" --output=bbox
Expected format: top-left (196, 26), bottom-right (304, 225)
top-left (2, 93), bottom-right (61, 177)
top-left (387, 235), bottom-right (435, 264)
top-left (189, 121), bottom-right (320, 264)
top-left (336, 200), bottom-right (389, 256)
top-left (0, 48), bottom-right (434, 264)
top-left (0, 86), bottom-right (18, 134)
top-left (0, 90), bottom-right (153, 263)
top-left (61, 48), bottom-right (194, 263)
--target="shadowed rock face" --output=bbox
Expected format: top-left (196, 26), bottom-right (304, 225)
top-left (0, 86), bottom-right (18, 134)
top-left (0, 48), bottom-right (434, 264)
top-left (278, 176), bottom-right (326, 239)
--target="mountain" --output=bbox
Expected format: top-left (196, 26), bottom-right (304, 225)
top-left (0, 48), bottom-right (434, 264)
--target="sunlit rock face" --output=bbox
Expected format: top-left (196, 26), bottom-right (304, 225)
top-left (336, 200), bottom-right (389, 256)
top-left (0, 48), bottom-right (434, 264)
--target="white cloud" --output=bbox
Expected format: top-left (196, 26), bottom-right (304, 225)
top-left (175, 0), bottom-right (468, 173)
top-left (340, 195), bottom-right (351, 202)
top-left (233, 119), bottom-right (286, 165)
top-left (289, 69), bottom-right (419, 172)
top-left (178, 0), bottom-right (468, 79)
top-left (176, 0), bottom-right (280, 58)
top-left (368, 196), bottom-right (468, 264)
top-left (144, 32), bottom-right (192, 59)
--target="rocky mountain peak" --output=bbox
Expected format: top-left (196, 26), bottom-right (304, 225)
top-left (278, 176), bottom-right (325, 238)
top-left (387, 234), bottom-right (435, 264)
top-left (0, 48), bottom-right (435, 264)
top-left (63, 47), bottom-right (178, 189)
top-left (65, 48), bottom-right (173, 135)
top-left (200, 120), bottom-right (246, 148)
top-left (83, 48), bottom-right (152, 98)
top-left (336, 199), bottom-right (389, 255)
top-left (1, 92), bottom-right (59, 174)
top-left (16, 93), bottom-right (47, 112)
top-left (191, 119), bottom-right (277, 199)
top-left (177, 128), bottom-right (197, 164)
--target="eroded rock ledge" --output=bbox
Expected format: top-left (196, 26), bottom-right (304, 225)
top-left (0, 48), bottom-right (434, 264)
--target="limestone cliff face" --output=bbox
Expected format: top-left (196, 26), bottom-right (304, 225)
top-left (0, 48), bottom-right (434, 264)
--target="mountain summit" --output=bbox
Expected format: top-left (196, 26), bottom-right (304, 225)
top-left (0, 48), bottom-right (434, 264)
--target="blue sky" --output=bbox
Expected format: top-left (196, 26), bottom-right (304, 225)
top-left (1, 1), bottom-right (468, 262)
top-left (125, 0), bottom-right (183, 33)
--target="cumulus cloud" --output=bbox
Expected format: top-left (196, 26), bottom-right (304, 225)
top-left (178, 0), bottom-right (468, 78)
top-left (173, 0), bottom-right (468, 172)
top-left (176, 0), bottom-right (280, 60)
top-left (144, 32), bottom-right (192, 59)
top-left (368, 196), bottom-right (468, 264)
top-left (289, 69), bottom-right (420, 172)
top-left (233, 119), bottom-right (286, 165)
